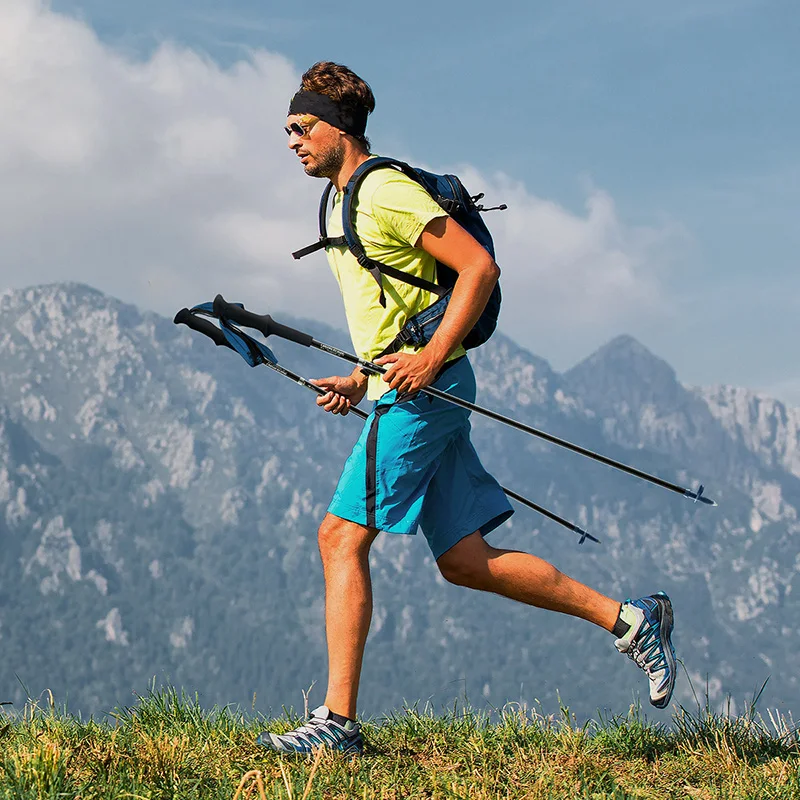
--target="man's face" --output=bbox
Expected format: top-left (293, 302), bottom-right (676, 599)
top-left (286, 113), bottom-right (345, 178)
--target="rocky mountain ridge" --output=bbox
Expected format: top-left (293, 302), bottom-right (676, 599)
top-left (0, 283), bottom-right (797, 719)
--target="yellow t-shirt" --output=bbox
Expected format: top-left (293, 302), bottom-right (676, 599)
top-left (325, 161), bottom-right (467, 400)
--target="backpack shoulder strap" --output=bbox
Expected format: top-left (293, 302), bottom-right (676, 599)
top-left (340, 158), bottom-right (446, 307)
top-left (291, 182), bottom-right (347, 260)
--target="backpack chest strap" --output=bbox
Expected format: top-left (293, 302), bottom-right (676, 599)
top-left (292, 235), bottom-right (347, 260)
top-left (293, 181), bottom-right (346, 259)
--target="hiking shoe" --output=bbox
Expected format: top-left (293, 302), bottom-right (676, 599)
top-left (256, 705), bottom-right (363, 755)
top-left (615, 592), bottom-right (677, 709)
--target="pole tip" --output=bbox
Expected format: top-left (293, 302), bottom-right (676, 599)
top-left (576, 527), bottom-right (601, 545)
top-left (687, 484), bottom-right (718, 507)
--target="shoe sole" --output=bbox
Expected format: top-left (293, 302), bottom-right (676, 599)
top-left (651, 593), bottom-right (677, 709)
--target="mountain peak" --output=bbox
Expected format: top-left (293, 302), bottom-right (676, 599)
top-left (563, 334), bottom-right (681, 411)
top-left (567, 332), bottom-right (676, 378)
top-left (585, 334), bottom-right (668, 369)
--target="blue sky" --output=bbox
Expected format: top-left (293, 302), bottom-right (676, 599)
top-left (8, 0), bottom-right (800, 402)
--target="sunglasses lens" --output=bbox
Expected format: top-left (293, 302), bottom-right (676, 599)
top-left (285, 122), bottom-right (306, 137)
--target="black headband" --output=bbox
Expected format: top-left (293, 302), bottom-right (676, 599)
top-left (288, 90), bottom-right (369, 138)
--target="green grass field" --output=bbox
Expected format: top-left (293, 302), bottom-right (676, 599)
top-left (1, 684), bottom-right (798, 799)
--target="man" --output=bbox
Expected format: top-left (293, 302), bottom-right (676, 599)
top-left (257, 62), bottom-right (676, 756)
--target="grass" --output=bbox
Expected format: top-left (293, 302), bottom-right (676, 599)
top-left (0, 684), bottom-right (798, 799)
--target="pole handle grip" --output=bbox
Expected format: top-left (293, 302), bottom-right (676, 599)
top-left (176, 307), bottom-right (369, 421)
top-left (174, 308), bottom-right (232, 349)
top-left (213, 295), bottom-right (314, 347)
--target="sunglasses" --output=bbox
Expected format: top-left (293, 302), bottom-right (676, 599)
top-left (284, 117), bottom-right (321, 138)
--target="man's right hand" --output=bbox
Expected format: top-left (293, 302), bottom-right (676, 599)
top-left (310, 374), bottom-right (368, 415)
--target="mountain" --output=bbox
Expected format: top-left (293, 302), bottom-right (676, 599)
top-left (0, 284), bottom-right (797, 720)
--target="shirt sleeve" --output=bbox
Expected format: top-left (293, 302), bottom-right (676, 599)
top-left (368, 173), bottom-right (448, 248)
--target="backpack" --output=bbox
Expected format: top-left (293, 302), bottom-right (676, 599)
top-left (292, 156), bottom-right (505, 354)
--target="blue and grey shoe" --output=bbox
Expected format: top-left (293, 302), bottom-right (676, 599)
top-left (615, 592), bottom-right (677, 709)
top-left (256, 705), bottom-right (363, 755)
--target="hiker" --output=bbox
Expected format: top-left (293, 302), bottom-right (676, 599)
top-left (257, 62), bottom-right (676, 755)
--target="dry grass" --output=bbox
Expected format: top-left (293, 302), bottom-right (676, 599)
top-left (0, 685), bottom-right (797, 799)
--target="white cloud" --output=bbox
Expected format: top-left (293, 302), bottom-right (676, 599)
top-left (0, 0), bottom-right (683, 360)
top-left (0, 0), bottom-right (323, 316)
top-left (454, 168), bottom-right (686, 351)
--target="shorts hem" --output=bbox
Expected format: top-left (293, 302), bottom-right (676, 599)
top-left (326, 502), bottom-right (367, 527)
top-left (327, 501), bottom-right (418, 535)
top-left (427, 503), bottom-right (514, 561)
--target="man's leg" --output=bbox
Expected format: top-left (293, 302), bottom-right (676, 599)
top-left (256, 512), bottom-right (375, 754)
top-left (437, 531), bottom-right (620, 630)
top-left (436, 531), bottom-right (677, 708)
top-left (317, 513), bottom-right (380, 719)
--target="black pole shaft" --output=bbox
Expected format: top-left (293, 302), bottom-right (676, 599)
top-left (206, 294), bottom-right (716, 505)
top-left (309, 339), bottom-right (699, 500)
top-left (500, 485), bottom-right (596, 544)
top-left (208, 296), bottom-right (715, 503)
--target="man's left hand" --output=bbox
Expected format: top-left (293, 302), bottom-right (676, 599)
top-left (374, 350), bottom-right (443, 396)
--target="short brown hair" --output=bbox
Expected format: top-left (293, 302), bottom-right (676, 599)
top-left (300, 62), bottom-right (375, 150)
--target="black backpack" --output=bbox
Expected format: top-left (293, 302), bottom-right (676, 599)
top-left (293, 156), bottom-right (505, 354)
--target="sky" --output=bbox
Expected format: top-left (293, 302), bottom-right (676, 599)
top-left (3, 0), bottom-right (798, 404)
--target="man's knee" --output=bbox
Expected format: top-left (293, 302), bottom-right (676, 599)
top-left (437, 556), bottom-right (473, 587)
top-left (437, 532), bottom-right (491, 588)
top-left (317, 515), bottom-right (375, 563)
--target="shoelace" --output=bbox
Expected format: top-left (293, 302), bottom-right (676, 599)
top-left (289, 718), bottom-right (330, 738)
top-left (626, 618), bottom-right (668, 677)
top-left (281, 717), bottom-right (352, 749)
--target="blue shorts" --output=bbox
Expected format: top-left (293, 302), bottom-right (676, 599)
top-left (328, 357), bottom-right (514, 560)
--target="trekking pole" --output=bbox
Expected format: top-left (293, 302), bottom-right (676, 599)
top-left (175, 307), bottom-right (599, 544)
top-left (210, 295), bottom-right (717, 508)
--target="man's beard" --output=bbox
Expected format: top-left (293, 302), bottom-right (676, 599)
top-left (304, 140), bottom-right (345, 178)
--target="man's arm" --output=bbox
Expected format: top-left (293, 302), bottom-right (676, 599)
top-left (376, 215), bottom-right (500, 394)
